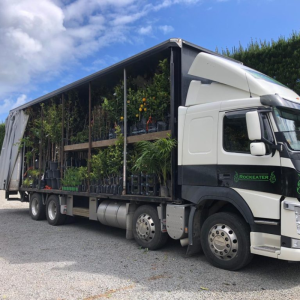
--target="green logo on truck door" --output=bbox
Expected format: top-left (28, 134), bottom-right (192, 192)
top-left (297, 174), bottom-right (300, 195)
top-left (234, 171), bottom-right (276, 184)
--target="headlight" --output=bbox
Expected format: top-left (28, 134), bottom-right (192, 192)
top-left (284, 201), bottom-right (300, 234)
top-left (292, 238), bottom-right (300, 249)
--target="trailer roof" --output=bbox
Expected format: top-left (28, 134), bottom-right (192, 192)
top-left (11, 38), bottom-right (240, 112)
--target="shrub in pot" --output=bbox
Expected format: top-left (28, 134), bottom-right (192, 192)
top-left (133, 134), bottom-right (176, 197)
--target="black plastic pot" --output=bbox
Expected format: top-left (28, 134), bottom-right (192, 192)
top-left (50, 161), bottom-right (58, 171)
top-left (45, 178), bottom-right (51, 186)
top-left (39, 180), bottom-right (45, 189)
top-left (53, 170), bottom-right (60, 179)
top-left (160, 185), bottom-right (169, 197)
top-left (51, 178), bottom-right (58, 189)
top-left (157, 121), bottom-right (167, 132)
top-left (96, 185), bottom-right (101, 194)
top-left (46, 170), bottom-right (53, 179)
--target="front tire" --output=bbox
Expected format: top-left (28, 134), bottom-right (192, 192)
top-left (201, 212), bottom-right (253, 271)
top-left (46, 195), bottom-right (66, 226)
top-left (29, 193), bottom-right (46, 220)
top-left (133, 205), bottom-right (168, 250)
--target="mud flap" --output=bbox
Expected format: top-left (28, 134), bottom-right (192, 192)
top-left (186, 207), bottom-right (203, 256)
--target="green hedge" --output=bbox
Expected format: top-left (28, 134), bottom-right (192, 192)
top-left (0, 123), bottom-right (5, 153)
top-left (221, 32), bottom-right (300, 95)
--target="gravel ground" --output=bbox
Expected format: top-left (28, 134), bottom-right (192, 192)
top-left (1, 191), bottom-right (300, 300)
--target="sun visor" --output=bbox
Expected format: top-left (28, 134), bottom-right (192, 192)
top-left (188, 52), bottom-right (300, 102)
top-left (188, 52), bottom-right (250, 94)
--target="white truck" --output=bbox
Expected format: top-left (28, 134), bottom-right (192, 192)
top-left (1, 38), bottom-right (300, 270)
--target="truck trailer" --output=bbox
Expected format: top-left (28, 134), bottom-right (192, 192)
top-left (1, 38), bottom-right (300, 270)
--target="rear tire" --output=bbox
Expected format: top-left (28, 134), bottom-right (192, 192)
top-left (133, 205), bottom-right (168, 250)
top-left (201, 212), bottom-right (253, 271)
top-left (46, 195), bottom-right (66, 226)
top-left (29, 193), bottom-right (46, 220)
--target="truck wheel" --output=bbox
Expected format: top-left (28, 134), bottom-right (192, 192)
top-left (201, 212), bottom-right (253, 271)
top-left (46, 195), bottom-right (66, 226)
top-left (133, 205), bottom-right (168, 250)
top-left (29, 193), bottom-right (46, 220)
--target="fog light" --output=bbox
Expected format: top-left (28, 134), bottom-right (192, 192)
top-left (291, 239), bottom-right (300, 249)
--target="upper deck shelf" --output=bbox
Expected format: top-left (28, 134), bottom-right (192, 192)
top-left (64, 130), bottom-right (171, 151)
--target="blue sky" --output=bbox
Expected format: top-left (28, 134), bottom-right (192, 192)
top-left (0, 0), bottom-right (299, 121)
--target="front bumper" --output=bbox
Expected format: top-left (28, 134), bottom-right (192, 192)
top-left (278, 246), bottom-right (300, 261)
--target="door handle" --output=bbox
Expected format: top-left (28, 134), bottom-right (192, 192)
top-left (218, 173), bottom-right (231, 180)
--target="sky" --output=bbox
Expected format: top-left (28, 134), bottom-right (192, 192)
top-left (0, 0), bottom-right (299, 121)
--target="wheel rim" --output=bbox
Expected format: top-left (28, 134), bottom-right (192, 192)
top-left (136, 213), bottom-right (155, 242)
top-left (208, 223), bottom-right (238, 261)
top-left (31, 198), bottom-right (39, 216)
top-left (48, 200), bottom-right (57, 221)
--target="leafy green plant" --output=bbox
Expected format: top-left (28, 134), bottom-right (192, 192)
top-left (44, 101), bottom-right (62, 145)
top-left (78, 166), bottom-right (88, 181)
top-left (70, 127), bottom-right (89, 144)
top-left (44, 100), bottom-right (62, 161)
top-left (102, 83), bottom-right (124, 125)
top-left (23, 178), bottom-right (33, 188)
top-left (91, 149), bottom-right (109, 180)
top-left (27, 169), bottom-right (40, 179)
top-left (134, 135), bottom-right (176, 186)
top-left (106, 125), bottom-right (124, 177)
top-left (61, 167), bottom-right (83, 187)
top-left (126, 59), bottom-right (170, 124)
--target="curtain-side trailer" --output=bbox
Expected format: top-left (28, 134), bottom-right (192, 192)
top-left (2, 38), bottom-right (300, 270)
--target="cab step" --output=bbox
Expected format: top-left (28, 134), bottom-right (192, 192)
top-left (252, 245), bottom-right (280, 253)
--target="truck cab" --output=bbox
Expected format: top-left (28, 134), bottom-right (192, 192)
top-left (178, 51), bottom-right (300, 269)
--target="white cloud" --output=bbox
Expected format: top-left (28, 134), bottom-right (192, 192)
top-left (0, 95), bottom-right (27, 119)
top-left (138, 25), bottom-right (153, 35)
top-left (12, 95), bottom-right (27, 109)
top-left (159, 25), bottom-right (174, 35)
top-left (0, 0), bottom-right (201, 110)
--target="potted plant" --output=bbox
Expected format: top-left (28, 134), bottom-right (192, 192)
top-left (61, 167), bottom-right (83, 192)
top-left (133, 135), bottom-right (176, 197)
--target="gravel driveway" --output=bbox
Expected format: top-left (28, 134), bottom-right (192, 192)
top-left (1, 191), bottom-right (300, 300)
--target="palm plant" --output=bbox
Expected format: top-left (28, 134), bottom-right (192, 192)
top-left (134, 135), bottom-right (176, 188)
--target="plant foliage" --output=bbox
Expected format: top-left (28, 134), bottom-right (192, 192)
top-left (133, 134), bottom-right (176, 186)
top-left (62, 167), bottom-right (84, 187)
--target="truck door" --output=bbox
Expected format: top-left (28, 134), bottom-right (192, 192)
top-left (217, 110), bottom-right (282, 220)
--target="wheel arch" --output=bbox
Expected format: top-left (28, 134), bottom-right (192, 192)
top-left (182, 185), bottom-right (255, 228)
top-left (183, 186), bottom-right (255, 255)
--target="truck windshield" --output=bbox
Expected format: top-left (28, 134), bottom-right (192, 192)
top-left (274, 107), bottom-right (300, 150)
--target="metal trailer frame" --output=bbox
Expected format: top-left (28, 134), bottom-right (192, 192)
top-left (4, 38), bottom-right (238, 204)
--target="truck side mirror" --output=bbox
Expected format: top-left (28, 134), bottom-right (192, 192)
top-left (246, 111), bottom-right (261, 141)
top-left (250, 142), bottom-right (266, 156)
